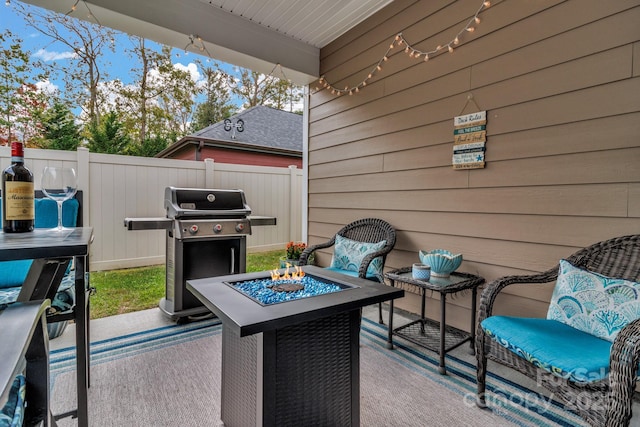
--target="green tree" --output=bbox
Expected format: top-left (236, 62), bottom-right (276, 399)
top-left (15, 2), bottom-right (116, 128)
top-left (231, 67), bottom-right (302, 112)
top-left (86, 111), bottom-right (130, 154)
top-left (125, 135), bottom-right (169, 157)
top-left (154, 46), bottom-right (198, 138)
top-left (38, 101), bottom-right (81, 150)
top-left (111, 44), bottom-right (199, 151)
top-left (269, 79), bottom-right (303, 113)
top-left (116, 36), bottom-right (166, 144)
top-left (191, 63), bottom-right (234, 131)
top-left (0, 30), bottom-right (48, 146)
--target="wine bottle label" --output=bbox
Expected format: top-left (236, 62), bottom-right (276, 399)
top-left (4, 181), bottom-right (35, 220)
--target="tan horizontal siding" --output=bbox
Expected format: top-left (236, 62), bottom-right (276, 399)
top-left (309, 185), bottom-right (631, 216)
top-left (309, 209), bottom-right (639, 248)
top-left (309, 0), bottom-right (640, 327)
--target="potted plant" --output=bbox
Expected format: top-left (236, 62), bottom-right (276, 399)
top-left (280, 241), bottom-right (313, 268)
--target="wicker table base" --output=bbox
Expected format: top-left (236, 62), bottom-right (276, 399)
top-left (221, 310), bottom-right (360, 427)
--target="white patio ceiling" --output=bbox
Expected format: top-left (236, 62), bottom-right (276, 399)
top-left (21, 0), bottom-right (393, 85)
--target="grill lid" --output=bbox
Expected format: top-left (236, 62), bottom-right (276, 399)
top-left (165, 187), bottom-right (251, 219)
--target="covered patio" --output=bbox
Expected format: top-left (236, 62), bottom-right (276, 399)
top-left (6, 0), bottom-right (640, 426)
top-left (20, 0), bottom-right (638, 329)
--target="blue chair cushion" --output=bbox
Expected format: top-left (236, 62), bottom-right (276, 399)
top-left (0, 260), bottom-right (33, 290)
top-left (33, 198), bottom-right (79, 229)
top-left (481, 316), bottom-right (612, 383)
top-left (0, 198), bottom-right (79, 289)
top-left (0, 372), bottom-right (26, 427)
top-left (329, 234), bottom-right (386, 278)
top-left (0, 274), bottom-right (75, 314)
top-left (547, 260), bottom-right (640, 342)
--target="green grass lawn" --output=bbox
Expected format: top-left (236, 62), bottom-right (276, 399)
top-left (89, 249), bottom-right (282, 319)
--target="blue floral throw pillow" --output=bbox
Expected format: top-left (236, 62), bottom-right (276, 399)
top-left (547, 259), bottom-right (640, 342)
top-left (330, 235), bottom-right (386, 278)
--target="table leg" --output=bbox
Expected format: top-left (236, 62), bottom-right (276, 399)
top-left (469, 287), bottom-right (477, 355)
top-left (386, 279), bottom-right (395, 349)
top-left (74, 255), bottom-right (89, 427)
top-left (419, 287), bottom-right (426, 334)
top-left (439, 293), bottom-right (447, 375)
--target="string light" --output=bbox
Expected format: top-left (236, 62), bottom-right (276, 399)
top-left (184, 34), bottom-right (212, 57)
top-left (314, 0), bottom-right (491, 96)
top-left (267, 63), bottom-right (291, 83)
top-left (65, 0), bottom-right (103, 26)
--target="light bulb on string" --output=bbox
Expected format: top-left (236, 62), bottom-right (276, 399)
top-left (317, 0), bottom-right (490, 97)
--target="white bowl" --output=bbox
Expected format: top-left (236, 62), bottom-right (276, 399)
top-left (418, 249), bottom-right (462, 277)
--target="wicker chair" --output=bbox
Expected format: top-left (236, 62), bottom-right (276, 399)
top-left (476, 234), bottom-right (640, 426)
top-left (298, 218), bottom-right (396, 323)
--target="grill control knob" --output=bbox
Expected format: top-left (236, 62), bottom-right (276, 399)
top-left (213, 224), bottom-right (223, 233)
top-left (189, 225), bottom-right (199, 235)
top-left (235, 223), bottom-right (245, 232)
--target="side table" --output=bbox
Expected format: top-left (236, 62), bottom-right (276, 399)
top-left (385, 267), bottom-right (485, 374)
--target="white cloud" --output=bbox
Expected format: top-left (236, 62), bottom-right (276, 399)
top-left (32, 48), bottom-right (77, 62)
top-left (35, 79), bottom-right (58, 95)
top-left (174, 62), bottom-right (202, 83)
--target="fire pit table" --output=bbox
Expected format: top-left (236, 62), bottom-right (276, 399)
top-left (187, 265), bottom-right (404, 427)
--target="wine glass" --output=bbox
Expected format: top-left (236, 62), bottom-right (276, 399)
top-left (41, 166), bottom-right (78, 231)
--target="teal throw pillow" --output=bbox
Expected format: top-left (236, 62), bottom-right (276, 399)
top-left (547, 259), bottom-right (640, 342)
top-left (330, 234), bottom-right (386, 278)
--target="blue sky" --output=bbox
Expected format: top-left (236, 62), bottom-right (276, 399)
top-left (1, 2), bottom-right (241, 107)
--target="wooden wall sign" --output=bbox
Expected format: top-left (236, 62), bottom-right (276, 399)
top-left (453, 111), bottom-right (486, 170)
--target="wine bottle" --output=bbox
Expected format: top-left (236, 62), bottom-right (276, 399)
top-left (2, 141), bottom-right (35, 233)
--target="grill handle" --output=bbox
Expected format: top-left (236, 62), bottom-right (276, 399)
top-left (124, 217), bottom-right (173, 230)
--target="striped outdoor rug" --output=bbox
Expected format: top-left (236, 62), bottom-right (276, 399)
top-left (49, 316), bottom-right (587, 426)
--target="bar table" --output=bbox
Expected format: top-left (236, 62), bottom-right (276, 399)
top-left (0, 227), bottom-right (93, 426)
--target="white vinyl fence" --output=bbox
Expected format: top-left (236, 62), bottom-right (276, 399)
top-left (1, 146), bottom-right (303, 271)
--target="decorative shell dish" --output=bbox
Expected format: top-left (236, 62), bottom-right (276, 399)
top-left (418, 249), bottom-right (463, 278)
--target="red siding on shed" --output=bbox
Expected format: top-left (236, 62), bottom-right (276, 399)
top-left (167, 145), bottom-right (301, 168)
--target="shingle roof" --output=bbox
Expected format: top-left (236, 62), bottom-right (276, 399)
top-left (189, 105), bottom-right (302, 152)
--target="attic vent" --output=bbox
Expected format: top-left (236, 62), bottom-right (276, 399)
top-left (224, 118), bottom-right (245, 139)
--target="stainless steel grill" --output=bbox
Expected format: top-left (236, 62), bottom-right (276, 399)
top-left (125, 186), bottom-right (275, 321)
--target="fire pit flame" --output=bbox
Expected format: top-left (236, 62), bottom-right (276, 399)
top-left (271, 263), bottom-right (305, 282)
